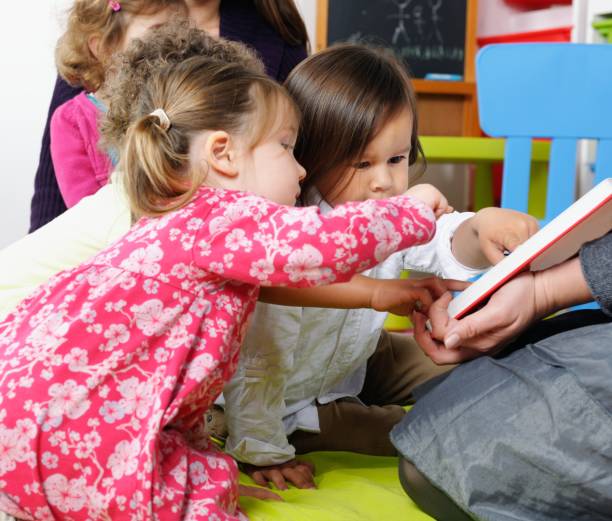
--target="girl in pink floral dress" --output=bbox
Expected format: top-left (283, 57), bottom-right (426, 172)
top-left (0, 56), bottom-right (443, 520)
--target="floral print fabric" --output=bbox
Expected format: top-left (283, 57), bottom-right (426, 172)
top-left (0, 187), bottom-right (434, 520)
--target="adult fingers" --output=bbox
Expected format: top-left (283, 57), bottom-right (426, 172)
top-left (427, 293), bottom-right (455, 340)
top-left (412, 311), bottom-right (463, 364)
top-left (414, 312), bottom-right (485, 363)
top-left (444, 304), bottom-right (509, 351)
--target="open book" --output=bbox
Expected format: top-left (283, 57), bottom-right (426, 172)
top-left (448, 178), bottom-right (612, 319)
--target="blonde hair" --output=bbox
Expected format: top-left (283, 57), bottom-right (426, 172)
top-left (121, 56), bottom-right (299, 218)
top-left (100, 19), bottom-right (264, 153)
top-left (56, 0), bottom-right (182, 92)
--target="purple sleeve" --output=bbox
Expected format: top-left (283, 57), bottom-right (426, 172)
top-left (580, 232), bottom-right (612, 316)
top-left (29, 76), bottom-right (83, 232)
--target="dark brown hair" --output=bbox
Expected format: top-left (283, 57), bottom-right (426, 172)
top-left (285, 43), bottom-right (424, 204)
top-left (254, 0), bottom-right (309, 49)
top-left (100, 19), bottom-right (265, 153)
top-left (55, 0), bottom-right (182, 92)
top-left (120, 55), bottom-right (298, 218)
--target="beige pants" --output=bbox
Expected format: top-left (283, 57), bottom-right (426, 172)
top-left (289, 330), bottom-right (453, 456)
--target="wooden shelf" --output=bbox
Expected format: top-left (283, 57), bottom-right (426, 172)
top-left (413, 80), bottom-right (476, 96)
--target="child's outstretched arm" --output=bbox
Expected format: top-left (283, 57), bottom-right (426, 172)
top-left (194, 191), bottom-right (437, 288)
top-left (259, 274), bottom-right (467, 316)
top-left (450, 207), bottom-right (540, 268)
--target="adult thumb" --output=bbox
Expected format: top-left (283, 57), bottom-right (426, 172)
top-left (444, 315), bottom-right (483, 350)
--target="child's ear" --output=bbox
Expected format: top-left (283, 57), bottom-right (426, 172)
top-left (88, 35), bottom-right (101, 61)
top-left (204, 131), bottom-right (240, 178)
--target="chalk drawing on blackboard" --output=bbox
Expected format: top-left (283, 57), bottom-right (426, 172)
top-left (429, 0), bottom-right (444, 46)
top-left (326, 0), bottom-right (467, 78)
top-left (388, 0), bottom-right (413, 46)
top-left (394, 0), bottom-right (463, 65)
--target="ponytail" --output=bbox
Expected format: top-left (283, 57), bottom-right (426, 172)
top-left (121, 112), bottom-right (198, 218)
top-left (116, 55), bottom-right (299, 220)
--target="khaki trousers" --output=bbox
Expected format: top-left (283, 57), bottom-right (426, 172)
top-left (289, 330), bottom-right (453, 456)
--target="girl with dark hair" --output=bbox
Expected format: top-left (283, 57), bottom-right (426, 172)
top-left (221, 43), bottom-right (540, 491)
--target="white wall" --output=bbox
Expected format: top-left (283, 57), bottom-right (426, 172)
top-left (294, 0), bottom-right (317, 51)
top-left (0, 1), bottom-right (71, 248)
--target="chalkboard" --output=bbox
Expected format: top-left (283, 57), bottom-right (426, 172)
top-left (325, 0), bottom-right (468, 79)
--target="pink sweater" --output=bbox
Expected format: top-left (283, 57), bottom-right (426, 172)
top-left (0, 188), bottom-right (435, 520)
top-left (50, 92), bottom-right (113, 208)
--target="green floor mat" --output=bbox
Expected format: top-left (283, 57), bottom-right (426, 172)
top-left (240, 451), bottom-right (434, 521)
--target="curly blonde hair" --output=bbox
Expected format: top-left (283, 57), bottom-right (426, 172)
top-left (101, 20), bottom-right (296, 218)
top-left (55, 0), bottom-right (182, 92)
top-left (99, 19), bottom-right (264, 153)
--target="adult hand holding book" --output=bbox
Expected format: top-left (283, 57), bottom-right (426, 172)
top-left (412, 178), bottom-right (612, 365)
top-left (412, 256), bottom-right (593, 365)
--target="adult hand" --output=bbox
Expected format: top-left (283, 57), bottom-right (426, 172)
top-left (242, 459), bottom-right (316, 491)
top-left (413, 272), bottom-right (539, 364)
top-left (414, 256), bottom-right (593, 364)
top-left (370, 277), bottom-right (468, 316)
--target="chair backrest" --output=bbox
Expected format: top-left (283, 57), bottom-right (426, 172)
top-left (477, 43), bottom-right (612, 222)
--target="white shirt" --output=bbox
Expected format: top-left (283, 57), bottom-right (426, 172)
top-left (222, 191), bottom-right (483, 465)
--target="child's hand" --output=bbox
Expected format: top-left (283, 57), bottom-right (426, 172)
top-left (405, 183), bottom-right (453, 218)
top-left (242, 459), bottom-right (316, 491)
top-left (239, 484), bottom-right (283, 501)
top-left (471, 207), bottom-right (539, 264)
top-left (370, 277), bottom-right (468, 316)
top-left (411, 271), bottom-right (540, 364)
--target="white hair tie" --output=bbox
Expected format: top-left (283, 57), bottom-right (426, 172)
top-left (149, 108), bottom-right (171, 131)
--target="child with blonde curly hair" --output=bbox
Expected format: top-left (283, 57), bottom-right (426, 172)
top-left (32, 0), bottom-right (309, 230)
top-left (50, 0), bottom-right (183, 209)
top-left (0, 21), bottom-right (265, 323)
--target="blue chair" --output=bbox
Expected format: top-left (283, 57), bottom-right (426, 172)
top-left (476, 43), bottom-right (612, 224)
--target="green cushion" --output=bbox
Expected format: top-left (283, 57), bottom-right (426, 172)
top-left (240, 452), bottom-right (433, 521)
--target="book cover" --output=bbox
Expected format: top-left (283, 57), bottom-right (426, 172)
top-left (448, 178), bottom-right (612, 319)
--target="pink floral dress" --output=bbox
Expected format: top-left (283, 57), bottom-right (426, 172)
top-left (0, 187), bottom-right (434, 520)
